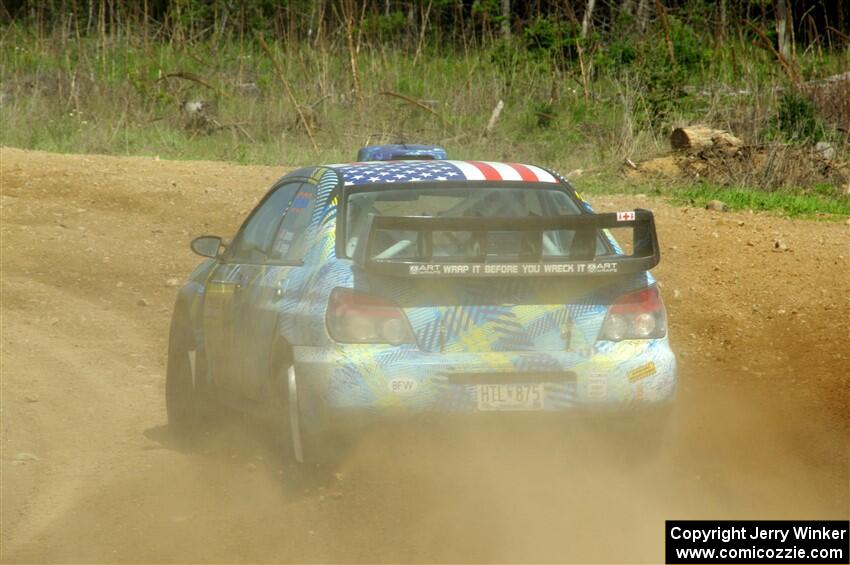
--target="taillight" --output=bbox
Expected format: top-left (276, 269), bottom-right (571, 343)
top-left (599, 286), bottom-right (667, 341)
top-left (326, 288), bottom-right (416, 345)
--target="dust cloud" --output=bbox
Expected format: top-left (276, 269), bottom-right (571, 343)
top-left (1, 148), bottom-right (847, 563)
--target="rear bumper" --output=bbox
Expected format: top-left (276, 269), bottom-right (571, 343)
top-left (311, 405), bottom-right (676, 443)
top-left (293, 338), bottom-right (677, 430)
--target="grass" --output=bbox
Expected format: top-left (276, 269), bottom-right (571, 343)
top-left (1, 23), bottom-right (848, 218)
top-left (674, 185), bottom-right (850, 217)
top-left (576, 174), bottom-right (850, 219)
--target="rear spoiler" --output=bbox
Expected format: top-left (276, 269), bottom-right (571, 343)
top-left (353, 209), bottom-right (660, 278)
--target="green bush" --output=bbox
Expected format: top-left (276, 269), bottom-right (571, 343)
top-left (526, 99), bottom-right (558, 130)
top-left (768, 91), bottom-right (825, 143)
top-left (488, 36), bottom-right (525, 85)
top-left (361, 11), bottom-right (408, 43)
top-left (668, 16), bottom-right (711, 74)
top-left (595, 40), bottom-right (638, 73)
top-left (596, 17), bottom-right (708, 128)
top-left (521, 16), bottom-right (579, 64)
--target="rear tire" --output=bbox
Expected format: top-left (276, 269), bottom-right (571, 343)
top-left (165, 313), bottom-right (206, 438)
top-left (282, 363), bottom-right (341, 467)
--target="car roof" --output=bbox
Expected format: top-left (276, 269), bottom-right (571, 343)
top-left (329, 160), bottom-right (560, 187)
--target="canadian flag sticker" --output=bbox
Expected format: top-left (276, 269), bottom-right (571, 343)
top-left (616, 211), bottom-right (636, 222)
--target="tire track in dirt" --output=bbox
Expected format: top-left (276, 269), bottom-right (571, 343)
top-left (2, 282), bottom-right (146, 553)
top-left (1, 147), bottom-right (847, 563)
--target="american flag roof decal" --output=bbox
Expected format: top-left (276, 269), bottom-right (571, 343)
top-left (333, 160), bottom-right (559, 186)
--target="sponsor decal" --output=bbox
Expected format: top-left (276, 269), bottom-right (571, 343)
top-left (388, 377), bottom-right (418, 395)
top-left (616, 211), bottom-right (636, 222)
top-left (290, 191), bottom-right (313, 213)
top-left (406, 261), bottom-right (619, 276)
top-left (587, 374), bottom-right (608, 400)
top-left (273, 230), bottom-right (295, 255)
top-left (309, 168), bottom-right (325, 183)
top-left (628, 361), bottom-right (657, 383)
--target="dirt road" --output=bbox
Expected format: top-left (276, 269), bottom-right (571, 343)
top-left (1, 147), bottom-right (847, 563)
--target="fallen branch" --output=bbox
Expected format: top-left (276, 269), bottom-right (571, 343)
top-left (210, 119), bottom-right (257, 144)
top-left (377, 91), bottom-right (441, 119)
top-left (258, 35), bottom-right (320, 156)
top-left (157, 70), bottom-right (221, 96)
top-left (439, 133), bottom-right (469, 145)
top-left (804, 71), bottom-right (850, 86)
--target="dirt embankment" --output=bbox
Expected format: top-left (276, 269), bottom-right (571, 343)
top-left (1, 147), bottom-right (848, 563)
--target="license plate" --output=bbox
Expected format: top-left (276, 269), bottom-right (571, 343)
top-left (477, 383), bottom-right (544, 411)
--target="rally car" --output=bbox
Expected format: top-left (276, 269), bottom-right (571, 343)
top-left (166, 148), bottom-right (677, 463)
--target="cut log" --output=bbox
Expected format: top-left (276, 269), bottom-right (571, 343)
top-left (670, 126), bottom-right (743, 151)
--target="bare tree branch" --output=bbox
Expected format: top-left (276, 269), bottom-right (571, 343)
top-left (257, 34), bottom-right (320, 156)
top-left (378, 91), bottom-right (442, 119)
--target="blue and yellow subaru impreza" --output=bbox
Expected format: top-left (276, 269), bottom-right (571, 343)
top-left (166, 146), bottom-right (677, 463)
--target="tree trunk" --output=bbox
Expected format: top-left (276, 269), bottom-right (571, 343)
top-left (717, 0), bottom-right (726, 42)
top-left (501, 0), bottom-right (510, 37)
top-left (670, 126), bottom-right (743, 151)
top-left (581, 0), bottom-right (596, 39)
top-left (636, 0), bottom-right (649, 32)
top-left (776, 0), bottom-right (790, 59)
top-left (655, 0), bottom-right (675, 66)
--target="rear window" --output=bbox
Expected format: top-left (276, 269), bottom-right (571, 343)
top-left (342, 184), bottom-right (606, 260)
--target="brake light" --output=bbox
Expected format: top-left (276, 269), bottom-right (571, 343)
top-left (599, 286), bottom-right (667, 341)
top-left (326, 288), bottom-right (416, 345)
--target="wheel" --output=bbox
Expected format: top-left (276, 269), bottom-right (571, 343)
top-left (165, 311), bottom-right (207, 437)
top-left (281, 362), bottom-right (341, 467)
top-left (286, 363), bottom-right (322, 465)
top-left (285, 364), bottom-right (305, 462)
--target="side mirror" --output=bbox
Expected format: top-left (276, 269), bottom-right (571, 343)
top-left (190, 235), bottom-right (223, 258)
